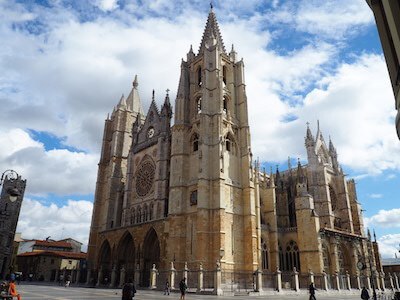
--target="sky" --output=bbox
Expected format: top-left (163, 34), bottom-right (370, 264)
top-left (1, 0), bottom-right (399, 258)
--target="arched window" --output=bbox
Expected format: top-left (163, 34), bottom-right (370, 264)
top-left (149, 203), bottom-right (154, 220)
top-left (262, 239), bottom-right (269, 270)
top-left (137, 206), bottom-right (142, 223)
top-left (191, 133), bottom-right (199, 152)
top-left (329, 186), bottom-right (337, 211)
top-left (196, 97), bottom-right (202, 114)
top-left (225, 133), bottom-right (235, 154)
top-left (223, 96), bottom-right (228, 114)
top-left (197, 67), bottom-right (202, 86)
top-left (144, 204), bottom-right (148, 222)
top-left (222, 65), bottom-right (227, 85)
top-left (284, 240), bottom-right (300, 271)
top-left (279, 245), bottom-right (284, 271)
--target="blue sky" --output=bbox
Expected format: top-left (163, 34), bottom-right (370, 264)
top-left (1, 0), bottom-right (399, 257)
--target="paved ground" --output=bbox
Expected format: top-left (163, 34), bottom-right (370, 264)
top-left (14, 283), bottom-right (395, 300)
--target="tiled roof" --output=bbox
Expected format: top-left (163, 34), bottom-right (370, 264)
top-left (34, 240), bottom-right (72, 248)
top-left (18, 250), bottom-right (86, 259)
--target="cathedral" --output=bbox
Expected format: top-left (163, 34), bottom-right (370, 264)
top-left (87, 8), bottom-right (385, 293)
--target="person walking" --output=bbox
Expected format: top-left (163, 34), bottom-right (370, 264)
top-left (361, 286), bottom-right (370, 300)
top-left (164, 279), bottom-right (170, 295)
top-left (122, 278), bottom-right (136, 300)
top-left (179, 278), bottom-right (187, 300)
top-left (8, 279), bottom-right (21, 300)
top-left (65, 274), bottom-right (71, 287)
top-left (309, 282), bottom-right (316, 300)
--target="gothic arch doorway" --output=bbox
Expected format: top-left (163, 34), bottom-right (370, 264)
top-left (98, 240), bottom-right (112, 284)
top-left (142, 228), bottom-right (160, 287)
top-left (117, 232), bottom-right (135, 285)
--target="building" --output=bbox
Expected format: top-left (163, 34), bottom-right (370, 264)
top-left (16, 237), bottom-right (87, 282)
top-left (87, 8), bottom-right (384, 293)
top-left (367, 0), bottom-right (400, 139)
top-left (0, 170), bottom-right (26, 279)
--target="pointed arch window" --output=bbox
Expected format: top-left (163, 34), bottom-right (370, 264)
top-left (149, 203), bottom-right (154, 220)
top-left (197, 67), bottom-right (202, 86)
top-left (191, 133), bottom-right (199, 152)
top-left (196, 97), bottom-right (202, 114)
top-left (279, 245), bottom-right (284, 271)
top-left (284, 240), bottom-right (300, 271)
top-left (222, 65), bottom-right (227, 85)
top-left (144, 204), bottom-right (148, 222)
top-left (329, 185), bottom-right (337, 212)
top-left (225, 133), bottom-right (235, 154)
top-left (223, 96), bottom-right (228, 114)
top-left (261, 239), bottom-right (269, 270)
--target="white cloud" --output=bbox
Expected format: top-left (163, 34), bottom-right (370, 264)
top-left (93, 0), bottom-right (119, 12)
top-left (377, 234), bottom-right (400, 258)
top-left (16, 198), bottom-right (93, 251)
top-left (365, 209), bottom-right (400, 228)
top-left (369, 194), bottom-right (383, 199)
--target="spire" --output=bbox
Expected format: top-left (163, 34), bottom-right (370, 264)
top-left (229, 44), bottom-right (237, 62)
top-left (373, 230), bottom-right (377, 242)
top-left (296, 158), bottom-right (306, 184)
top-left (187, 44), bottom-right (195, 61)
top-left (198, 8), bottom-right (226, 54)
top-left (126, 75), bottom-right (144, 115)
top-left (367, 228), bottom-right (371, 241)
top-left (161, 88), bottom-right (173, 118)
top-left (269, 166), bottom-right (275, 188)
top-left (117, 94), bottom-right (126, 109)
top-left (306, 122), bottom-right (314, 141)
top-left (329, 136), bottom-right (336, 154)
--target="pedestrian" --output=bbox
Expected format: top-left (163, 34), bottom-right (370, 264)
top-left (309, 282), bottom-right (316, 300)
top-left (164, 279), bottom-right (170, 295)
top-left (65, 274), bottom-right (71, 287)
top-left (59, 274), bottom-right (64, 286)
top-left (361, 286), bottom-right (370, 300)
top-left (8, 279), bottom-right (21, 300)
top-left (122, 278), bottom-right (136, 300)
top-left (179, 278), bottom-right (187, 300)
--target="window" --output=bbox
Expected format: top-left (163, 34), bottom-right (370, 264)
top-left (284, 240), bottom-right (300, 271)
top-left (191, 133), bottom-right (199, 152)
top-left (223, 65), bottom-right (227, 85)
top-left (149, 204), bottom-right (153, 220)
top-left (329, 186), bottom-right (337, 211)
top-left (190, 190), bottom-right (198, 205)
top-left (223, 96), bottom-right (228, 114)
top-left (226, 140), bottom-right (231, 152)
top-left (196, 97), bottom-right (202, 114)
top-left (197, 67), bottom-right (202, 86)
top-left (262, 240), bottom-right (269, 270)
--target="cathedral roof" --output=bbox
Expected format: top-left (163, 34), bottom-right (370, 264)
top-left (198, 7), bottom-right (226, 55)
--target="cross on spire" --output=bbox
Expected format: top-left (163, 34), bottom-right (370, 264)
top-left (166, 88), bottom-right (170, 95)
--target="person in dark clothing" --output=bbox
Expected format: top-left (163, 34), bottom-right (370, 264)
top-left (122, 278), bottom-right (136, 300)
top-left (164, 279), bottom-right (170, 295)
top-left (309, 282), bottom-right (316, 300)
top-left (179, 278), bottom-right (187, 300)
top-left (361, 287), bottom-right (370, 300)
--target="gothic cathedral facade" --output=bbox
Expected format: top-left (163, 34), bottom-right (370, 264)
top-left (87, 8), bottom-right (382, 290)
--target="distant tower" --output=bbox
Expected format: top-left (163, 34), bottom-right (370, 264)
top-left (168, 7), bottom-right (260, 271)
top-left (0, 170), bottom-right (26, 278)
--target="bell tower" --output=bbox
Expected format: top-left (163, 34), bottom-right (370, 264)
top-left (168, 7), bottom-right (260, 272)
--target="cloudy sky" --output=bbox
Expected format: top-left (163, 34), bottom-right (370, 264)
top-left (1, 0), bottom-right (399, 258)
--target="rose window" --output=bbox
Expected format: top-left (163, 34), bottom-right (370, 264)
top-left (136, 161), bottom-right (155, 197)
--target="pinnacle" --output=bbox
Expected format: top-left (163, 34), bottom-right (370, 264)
top-left (198, 9), bottom-right (226, 54)
top-left (133, 75), bottom-right (138, 88)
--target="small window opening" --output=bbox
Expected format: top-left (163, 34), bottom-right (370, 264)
top-left (197, 97), bottom-right (202, 114)
top-left (223, 65), bottom-right (227, 85)
top-left (197, 67), bottom-right (202, 86)
top-left (190, 190), bottom-right (198, 205)
top-left (226, 140), bottom-right (231, 152)
top-left (223, 97), bottom-right (228, 114)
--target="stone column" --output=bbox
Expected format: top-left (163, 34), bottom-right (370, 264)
top-left (389, 273), bottom-right (395, 290)
top-left (134, 264), bottom-right (140, 285)
top-left (375, 272), bottom-right (381, 290)
top-left (346, 271), bottom-right (351, 290)
top-left (380, 272), bottom-right (386, 291)
top-left (183, 262), bottom-right (189, 284)
top-left (394, 273), bottom-right (400, 291)
top-left (293, 267), bottom-right (299, 292)
top-left (119, 266), bottom-right (126, 288)
top-left (322, 271), bottom-right (329, 291)
top-left (169, 262), bottom-right (176, 290)
top-left (356, 272), bottom-right (361, 290)
top-left (86, 269), bottom-right (92, 286)
top-left (309, 270), bottom-right (314, 285)
top-left (213, 260), bottom-right (223, 296)
top-left (366, 276), bottom-right (372, 291)
top-left (255, 269), bottom-right (263, 292)
top-left (150, 264), bottom-right (157, 289)
top-left (334, 271), bottom-right (340, 290)
top-left (276, 268), bottom-right (282, 292)
top-left (197, 263), bottom-right (203, 292)
top-left (96, 267), bottom-right (103, 287)
top-left (110, 265), bottom-right (117, 287)
top-left (54, 269), bottom-right (59, 283)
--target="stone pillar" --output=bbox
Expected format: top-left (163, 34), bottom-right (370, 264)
top-left (309, 270), bottom-right (314, 285)
top-left (375, 272), bottom-right (381, 290)
top-left (169, 262), bottom-right (176, 290)
top-left (150, 264), bottom-right (157, 289)
top-left (293, 267), bottom-right (299, 292)
top-left (197, 263), bottom-right (203, 292)
top-left (110, 265), bottom-right (117, 287)
top-left (134, 264), bottom-right (140, 285)
top-left (366, 276), bottom-right (372, 291)
top-left (96, 267), bottom-right (103, 287)
top-left (389, 273), bottom-right (395, 290)
top-left (86, 269), bottom-right (92, 286)
top-left (213, 260), bottom-right (223, 296)
top-left (255, 269), bottom-right (263, 292)
top-left (346, 271), bottom-right (351, 290)
top-left (276, 268), bottom-right (282, 292)
top-left (119, 266), bottom-right (126, 288)
top-left (380, 272), bottom-right (386, 291)
top-left (54, 269), bottom-right (59, 283)
top-left (183, 262), bottom-right (189, 284)
top-left (76, 269), bottom-right (81, 284)
top-left (334, 272), bottom-right (340, 290)
top-left (322, 271), bottom-right (329, 291)
top-left (394, 273), bottom-right (400, 291)
top-left (356, 273), bottom-right (361, 290)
